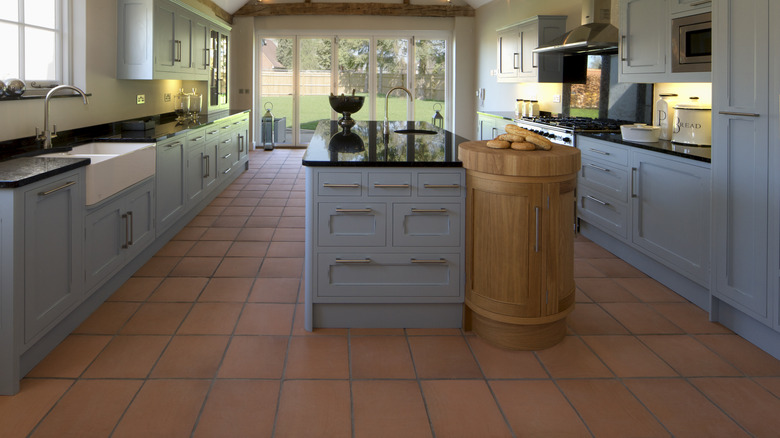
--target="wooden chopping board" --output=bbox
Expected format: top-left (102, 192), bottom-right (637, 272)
top-left (458, 140), bottom-right (581, 177)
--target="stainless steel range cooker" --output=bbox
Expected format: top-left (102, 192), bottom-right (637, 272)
top-left (514, 116), bottom-right (632, 147)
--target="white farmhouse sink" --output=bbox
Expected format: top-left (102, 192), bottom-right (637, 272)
top-left (43, 142), bottom-right (156, 205)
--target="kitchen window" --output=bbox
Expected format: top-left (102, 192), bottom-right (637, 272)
top-left (0, 0), bottom-right (71, 91)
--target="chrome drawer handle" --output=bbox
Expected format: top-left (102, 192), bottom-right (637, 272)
top-left (190, 136), bottom-right (204, 141)
top-left (411, 208), bottom-right (448, 213)
top-left (411, 258), bottom-right (447, 264)
top-left (38, 180), bottom-right (76, 196)
top-left (373, 183), bottom-right (410, 188)
top-left (585, 195), bottom-right (609, 206)
top-left (222, 139), bottom-right (232, 144)
top-left (322, 183), bottom-right (360, 188)
top-left (586, 163), bottom-right (610, 172)
top-left (588, 148), bottom-right (610, 156)
top-left (165, 142), bottom-right (182, 148)
top-left (718, 111), bottom-right (760, 117)
top-left (222, 153), bottom-right (232, 159)
top-left (335, 208), bottom-right (372, 213)
top-left (207, 130), bottom-right (219, 135)
top-left (222, 168), bottom-right (231, 175)
top-left (423, 184), bottom-right (460, 189)
top-left (335, 258), bottom-right (371, 264)
top-left (222, 126), bottom-right (231, 130)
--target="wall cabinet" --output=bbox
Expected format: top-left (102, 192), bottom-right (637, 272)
top-left (577, 136), bottom-right (711, 286)
top-left (619, 0), bottom-right (711, 83)
top-left (670, 0), bottom-right (713, 15)
top-left (208, 27), bottom-right (230, 111)
top-left (496, 16), bottom-right (567, 83)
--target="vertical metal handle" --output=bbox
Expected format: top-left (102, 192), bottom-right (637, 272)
top-left (513, 52), bottom-right (520, 70)
top-left (121, 214), bottom-right (129, 249)
top-left (519, 31), bottom-right (524, 70)
top-left (127, 211), bottom-right (134, 246)
top-left (631, 167), bottom-right (638, 198)
top-left (492, 127), bottom-right (497, 138)
top-left (238, 134), bottom-right (244, 152)
top-left (204, 48), bottom-right (210, 67)
top-left (534, 206), bottom-right (540, 252)
top-left (175, 40), bottom-right (182, 62)
top-left (532, 51), bottom-right (538, 69)
top-left (621, 35), bottom-right (627, 62)
top-left (203, 155), bottom-right (210, 178)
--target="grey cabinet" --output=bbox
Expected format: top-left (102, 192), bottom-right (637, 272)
top-left (23, 171), bottom-right (84, 343)
top-left (477, 113), bottom-right (513, 141)
top-left (576, 136), bottom-right (710, 286)
top-left (496, 16), bottom-right (567, 83)
top-left (186, 131), bottom-right (207, 204)
top-left (85, 178), bottom-right (155, 293)
top-left (208, 27), bottom-right (230, 111)
top-left (156, 135), bottom-right (186, 235)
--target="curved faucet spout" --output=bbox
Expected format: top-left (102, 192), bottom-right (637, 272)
top-left (383, 86), bottom-right (413, 135)
top-left (39, 85), bottom-right (89, 149)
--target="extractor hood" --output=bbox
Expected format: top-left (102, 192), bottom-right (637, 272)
top-left (534, 0), bottom-right (618, 55)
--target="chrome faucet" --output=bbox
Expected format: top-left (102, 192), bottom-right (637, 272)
top-left (383, 86), bottom-right (413, 134)
top-left (37, 85), bottom-right (89, 149)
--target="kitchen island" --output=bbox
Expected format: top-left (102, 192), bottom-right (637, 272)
top-left (302, 120), bottom-right (468, 330)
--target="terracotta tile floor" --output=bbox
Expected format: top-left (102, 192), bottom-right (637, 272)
top-left (3, 148), bottom-right (780, 437)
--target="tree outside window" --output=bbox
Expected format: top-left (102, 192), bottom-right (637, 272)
top-left (0, 0), bottom-right (65, 86)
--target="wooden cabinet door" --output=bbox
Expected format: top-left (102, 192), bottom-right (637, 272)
top-left (620, 0), bottom-right (667, 75)
top-left (711, 0), bottom-right (770, 319)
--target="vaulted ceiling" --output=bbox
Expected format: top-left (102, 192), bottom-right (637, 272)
top-left (209, 0), bottom-right (490, 16)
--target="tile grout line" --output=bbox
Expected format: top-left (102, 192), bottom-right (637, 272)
top-left (404, 328), bottom-right (438, 438)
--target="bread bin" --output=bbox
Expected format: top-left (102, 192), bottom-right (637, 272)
top-left (672, 99), bottom-right (711, 146)
top-left (621, 124), bottom-right (661, 142)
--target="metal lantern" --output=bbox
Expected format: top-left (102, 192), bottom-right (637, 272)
top-left (432, 103), bottom-right (444, 129)
top-left (261, 102), bottom-right (275, 151)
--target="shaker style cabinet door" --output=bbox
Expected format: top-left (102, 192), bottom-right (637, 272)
top-left (620, 0), bottom-right (667, 75)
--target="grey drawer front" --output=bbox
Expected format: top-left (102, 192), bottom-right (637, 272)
top-left (577, 186), bottom-right (629, 240)
top-left (318, 172), bottom-right (362, 196)
top-left (392, 203), bottom-right (461, 247)
top-left (417, 172), bottom-right (463, 197)
top-left (217, 143), bottom-right (232, 175)
top-left (580, 158), bottom-right (629, 202)
top-left (318, 203), bottom-right (386, 246)
top-left (578, 138), bottom-right (629, 166)
top-left (368, 172), bottom-right (412, 196)
top-left (316, 253), bottom-right (461, 300)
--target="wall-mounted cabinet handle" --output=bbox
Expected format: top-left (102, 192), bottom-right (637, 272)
top-left (121, 213), bottom-right (129, 249)
top-left (411, 208), bottom-right (448, 213)
top-left (335, 208), bottom-right (372, 213)
top-left (373, 183), bottom-right (410, 188)
top-left (222, 168), bottom-right (231, 175)
top-left (534, 206), bottom-right (540, 253)
top-left (222, 153), bottom-right (232, 159)
top-left (588, 148), bottom-right (610, 156)
top-left (718, 111), bottom-right (760, 117)
top-left (532, 51), bottom-right (538, 69)
top-left (127, 211), bottom-right (134, 246)
top-left (631, 167), bottom-right (638, 198)
top-left (174, 40), bottom-right (182, 62)
top-left (621, 35), bottom-right (627, 61)
top-left (423, 184), bottom-right (460, 189)
top-left (335, 258), bottom-right (371, 264)
top-left (204, 48), bottom-right (210, 67)
top-left (38, 180), bottom-right (76, 196)
top-left (585, 195), bottom-right (609, 206)
top-left (190, 136), bottom-right (204, 141)
top-left (322, 183), bottom-right (360, 188)
top-left (411, 258), bottom-right (447, 264)
top-left (513, 52), bottom-right (520, 70)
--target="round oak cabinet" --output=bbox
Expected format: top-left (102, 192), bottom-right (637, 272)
top-left (458, 141), bottom-right (581, 350)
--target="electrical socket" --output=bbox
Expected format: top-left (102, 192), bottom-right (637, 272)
top-left (136, 94), bottom-right (145, 104)
top-left (164, 93), bottom-right (171, 102)
top-left (553, 94), bottom-right (561, 103)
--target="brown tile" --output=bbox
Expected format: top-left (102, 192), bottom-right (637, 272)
top-left (198, 277), bottom-right (254, 302)
top-left (491, 380), bottom-right (590, 438)
top-left (172, 226), bottom-right (207, 240)
top-left (574, 286), bottom-right (593, 302)
top-left (405, 328), bottom-right (463, 336)
top-left (587, 257), bottom-right (647, 277)
top-left (222, 206), bottom-right (255, 216)
top-left (252, 206), bottom-right (283, 217)
top-left (210, 216), bottom-right (248, 228)
top-left (754, 377), bottom-right (780, 397)
top-left (155, 240), bottom-right (195, 257)
top-left (258, 197), bottom-right (287, 207)
top-left (245, 216), bottom-right (280, 228)
top-left (650, 303), bottom-right (732, 334)
top-left (235, 303), bottom-right (294, 335)
top-left (236, 227), bottom-right (275, 241)
top-left (264, 190), bottom-right (291, 199)
top-left (226, 241), bottom-right (269, 257)
top-left (573, 259), bottom-right (606, 277)
top-left (248, 277), bottom-right (300, 303)
top-left (217, 336), bottom-right (288, 379)
top-left (108, 277), bottom-right (162, 302)
top-left (567, 303), bottom-right (630, 335)
top-left (26, 335), bottom-right (111, 378)
top-left (284, 336), bottom-right (349, 379)
top-left (148, 277), bottom-right (208, 302)
top-left (582, 335), bottom-right (678, 377)
top-left (0, 379), bottom-right (73, 438)
top-left (351, 336), bottom-right (416, 379)
top-left (291, 303), bottom-right (348, 336)
top-left (177, 303), bottom-right (242, 335)
top-left (193, 380), bottom-right (279, 438)
top-left (186, 215), bottom-right (216, 227)
top-left (274, 380), bottom-right (351, 438)
top-left (559, 379), bottom-right (669, 437)
top-left (695, 334), bottom-right (780, 376)
top-left (229, 197), bottom-right (260, 207)
top-left (614, 277), bottom-right (687, 302)
top-left (625, 378), bottom-right (749, 438)
top-left (535, 336), bottom-right (613, 378)
top-left (72, 302), bottom-right (140, 334)
top-left (199, 205), bottom-right (226, 216)
top-left (350, 328), bottom-right (406, 336)
top-left (200, 227), bottom-right (241, 241)
top-left (278, 216), bottom-right (305, 228)
top-left (150, 335), bottom-right (229, 378)
top-left (83, 335), bottom-right (170, 378)
top-left (602, 302), bottom-right (684, 334)
top-left (421, 380), bottom-right (512, 438)
top-left (120, 302), bottom-right (192, 335)
top-left (30, 380), bottom-right (142, 438)
top-left (272, 228), bottom-right (304, 241)
top-left (112, 380), bottom-right (210, 438)
top-left (282, 206), bottom-right (305, 216)
top-left (575, 278), bottom-right (639, 302)
top-left (258, 257), bottom-right (303, 277)
top-left (466, 336), bottom-right (548, 379)
top-left (168, 257), bottom-right (221, 277)
top-left (353, 381), bottom-right (432, 438)
top-left (213, 257), bottom-right (263, 277)
top-left (692, 377), bottom-right (780, 437)
top-left (408, 336), bottom-right (482, 379)
top-left (266, 241), bottom-right (305, 258)
top-left (285, 198), bottom-right (305, 207)
top-left (133, 256), bottom-right (180, 277)
top-left (640, 335), bottom-right (742, 377)
top-left (186, 240), bottom-right (232, 257)
top-left (574, 241), bottom-right (615, 258)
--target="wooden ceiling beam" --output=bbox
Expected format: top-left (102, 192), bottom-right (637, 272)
top-left (190, 0), bottom-right (234, 24)
top-left (234, 2), bottom-right (475, 18)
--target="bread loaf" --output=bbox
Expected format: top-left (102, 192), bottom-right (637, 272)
top-left (496, 133), bottom-right (526, 142)
top-left (510, 141), bottom-right (536, 151)
top-left (486, 140), bottom-right (510, 149)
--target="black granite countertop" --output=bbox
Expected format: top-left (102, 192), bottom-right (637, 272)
top-left (302, 120), bottom-right (467, 167)
top-left (0, 156), bottom-right (90, 188)
top-left (100, 109), bottom-right (251, 142)
top-left (578, 132), bottom-right (711, 163)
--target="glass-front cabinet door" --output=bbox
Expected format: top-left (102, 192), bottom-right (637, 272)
top-left (209, 27), bottom-right (229, 110)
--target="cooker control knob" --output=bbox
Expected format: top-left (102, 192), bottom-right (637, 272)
top-left (563, 137), bottom-right (572, 143)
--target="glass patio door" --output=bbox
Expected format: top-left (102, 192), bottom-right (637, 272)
top-left (298, 38), bottom-right (332, 144)
top-left (259, 37), bottom-right (294, 147)
top-left (337, 38), bottom-right (370, 123)
top-left (376, 38), bottom-right (410, 123)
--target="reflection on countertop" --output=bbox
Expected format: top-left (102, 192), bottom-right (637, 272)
top-left (579, 132), bottom-right (711, 163)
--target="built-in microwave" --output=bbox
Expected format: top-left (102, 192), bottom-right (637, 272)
top-left (671, 12), bottom-right (712, 73)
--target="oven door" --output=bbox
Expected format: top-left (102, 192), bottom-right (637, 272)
top-left (672, 12), bottom-right (712, 73)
